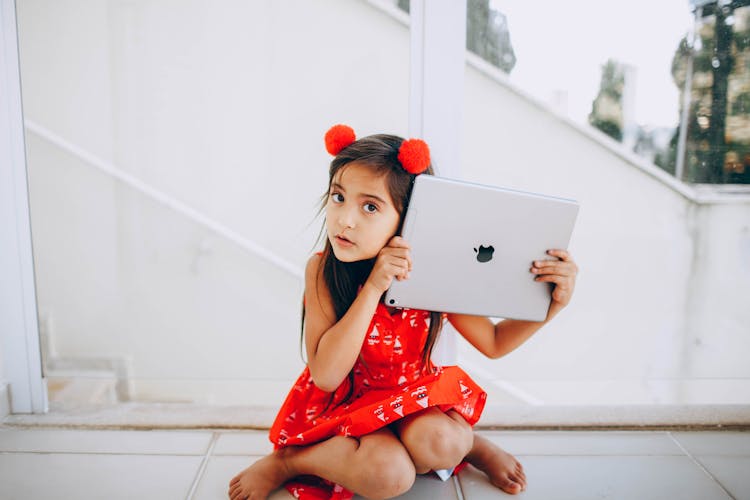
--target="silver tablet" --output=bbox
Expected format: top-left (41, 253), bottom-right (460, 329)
top-left (384, 175), bottom-right (579, 321)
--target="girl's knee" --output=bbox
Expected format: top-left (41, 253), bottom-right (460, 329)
top-left (430, 418), bottom-right (472, 461)
top-left (405, 412), bottom-right (473, 468)
top-left (356, 442), bottom-right (415, 498)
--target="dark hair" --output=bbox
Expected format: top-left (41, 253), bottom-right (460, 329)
top-left (302, 133), bottom-right (443, 405)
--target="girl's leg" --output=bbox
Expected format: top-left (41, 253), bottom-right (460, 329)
top-left (393, 408), bottom-right (526, 495)
top-left (228, 427), bottom-right (416, 500)
top-left (392, 407), bottom-right (474, 473)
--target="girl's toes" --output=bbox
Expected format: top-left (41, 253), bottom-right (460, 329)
top-left (229, 484), bottom-right (241, 499)
top-left (516, 465), bottom-right (526, 481)
top-left (496, 475), bottom-right (522, 494)
top-left (510, 472), bottom-right (526, 490)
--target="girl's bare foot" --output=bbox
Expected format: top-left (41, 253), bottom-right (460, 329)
top-left (465, 434), bottom-right (526, 495)
top-left (228, 449), bottom-right (294, 500)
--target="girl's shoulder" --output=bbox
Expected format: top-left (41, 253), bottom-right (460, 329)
top-left (303, 253), bottom-right (334, 313)
top-left (305, 253), bottom-right (324, 281)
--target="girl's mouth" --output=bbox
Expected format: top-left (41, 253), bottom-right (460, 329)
top-left (335, 235), bottom-right (354, 247)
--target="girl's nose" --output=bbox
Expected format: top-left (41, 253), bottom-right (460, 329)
top-left (338, 209), bottom-right (355, 229)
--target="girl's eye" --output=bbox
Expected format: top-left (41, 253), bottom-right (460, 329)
top-left (363, 203), bottom-right (378, 214)
top-left (331, 193), bottom-right (344, 203)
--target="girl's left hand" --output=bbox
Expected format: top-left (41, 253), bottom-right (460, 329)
top-left (531, 249), bottom-right (578, 310)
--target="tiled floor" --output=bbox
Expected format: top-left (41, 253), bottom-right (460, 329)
top-left (0, 427), bottom-right (747, 499)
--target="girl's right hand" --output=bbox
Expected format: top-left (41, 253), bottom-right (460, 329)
top-left (364, 236), bottom-right (412, 294)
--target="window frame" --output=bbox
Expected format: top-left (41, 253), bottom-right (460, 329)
top-left (0, 0), bottom-right (47, 415)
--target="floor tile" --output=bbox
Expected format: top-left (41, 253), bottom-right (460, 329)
top-left (478, 430), bottom-right (682, 455)
top-left (0, 428), bottom-right (212, 454)
top-left (0, 452), bottom-right (202, 500)
top-left (354, 475), bottom-right (459, 500)
top-left (695, 456), bottom-right (750, 500)
top-left (213, 431), bottom-right (274, 455)
top-left (671, 431), bottom-right (750, 456)
top-left (457, 456), bottom-right (732, 500)
top-left (193, 455), bottom-right (294, 500)
top-left (195, 455), bottom-right (457, 500)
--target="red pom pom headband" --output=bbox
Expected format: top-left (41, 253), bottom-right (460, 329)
top-left (324, 124), bottom-right (431, 175)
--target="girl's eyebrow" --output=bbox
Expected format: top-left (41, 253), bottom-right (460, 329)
top-left (331, 182), bottom-right (388, 205)
top-left (364, 194), bottom-right (388, 205)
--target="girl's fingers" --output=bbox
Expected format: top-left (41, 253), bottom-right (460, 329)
top-left (388, 236), bottom-right (411, 249)
top-left (534, 274), bottom-right (572, 287)
top-left (534, 274), bottom-right (572, 289)
top-left (536, 251), bottom-right (578, 270)
top-left (385, 260), bottom-right (409, 277)
top-left (381, 245), bottom-right (409, 257)
top-left (546, 249), bottom-right (572, 261)
top-left (383, 250), bottom-right (411, 271)
top-left (531, 262), bottom-right (576, 277)
top-left (533, 259), bottom-right (576, 270)
top-left (381, 246), bottom-right (411, 261)
top-left (386, 255), bottom-right (410, 272)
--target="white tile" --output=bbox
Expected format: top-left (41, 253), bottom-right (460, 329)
top-left (193, 455), bottom-right (294, 500)
top-left (0, 452), bottom-right (202, 500)
top-left (0, 428), bottom-right (212, 455)
top-left (268, 488), bottom-right (297, 499)
top-left (458, 456), bottom-right (732, 500)
top-left (195, 456), bottom-right (457, 500)
top-left (478, 430), bottom-right (683, 455)
top-left (354, 475), bottom-right (459, 499)
top-left (697, 456), bottom-right (750, 500)
top-left (671, 432), bottom-right (750, 456)
top-left (213, 431), bottom-right (274, 455)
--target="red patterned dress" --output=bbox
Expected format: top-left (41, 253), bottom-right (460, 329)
top-left (269, 301), bottom-right (487, 500)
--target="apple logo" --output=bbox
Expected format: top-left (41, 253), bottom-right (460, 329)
top-left (474, 245), bottom-right (495, 263)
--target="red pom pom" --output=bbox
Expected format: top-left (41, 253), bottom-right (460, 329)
top-left (324, 124), bottom-right (356, 155)
top-left (397, 138), bottom-right (431, 174)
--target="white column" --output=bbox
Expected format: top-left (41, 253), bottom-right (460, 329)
top-left (0, 0), bottom-right (47, 414)
top-left (409, 0), bottom-right (467, 366)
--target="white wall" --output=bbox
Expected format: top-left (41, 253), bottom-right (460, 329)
top-left (458, 56), bottom-right (750, 397)
top-left (684, 201), bottom-right (750, 378)
top-left (16, 0), bottom-right (412, 403)
top-left (460, 59), bottom-right (693, 381)
top-left (14, 0), bottom-right (750, 405)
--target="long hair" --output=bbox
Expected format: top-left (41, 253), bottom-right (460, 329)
top-left (302, 133), bottom-right (443, 405)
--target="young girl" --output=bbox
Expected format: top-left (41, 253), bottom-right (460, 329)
top-left (229, 125), bottom-right (578, 500)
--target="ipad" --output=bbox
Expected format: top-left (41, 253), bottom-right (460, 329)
top-left (383, 175), bottom-right (579, 321)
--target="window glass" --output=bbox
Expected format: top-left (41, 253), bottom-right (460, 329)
top-left (676, 3), bottom-right (750, 183)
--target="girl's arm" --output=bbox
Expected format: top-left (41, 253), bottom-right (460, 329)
top-left (447, 314), bottom-right (551, 359)
top-left (447, 249), bottom-right (577, 359)
top-left (304, 238), bottom-right (411, 392)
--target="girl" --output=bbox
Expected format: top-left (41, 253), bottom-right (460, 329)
top-left (229, 125), bottom-right (578, 500)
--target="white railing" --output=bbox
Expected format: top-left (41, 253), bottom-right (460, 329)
top-left (24, 120), bottom-right (304, 280)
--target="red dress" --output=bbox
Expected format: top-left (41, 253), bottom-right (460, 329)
top-left (269, 302), bottom-right (487, 500)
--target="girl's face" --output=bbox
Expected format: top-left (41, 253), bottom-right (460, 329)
top-left (326, 162), bottom-right (401, 262)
